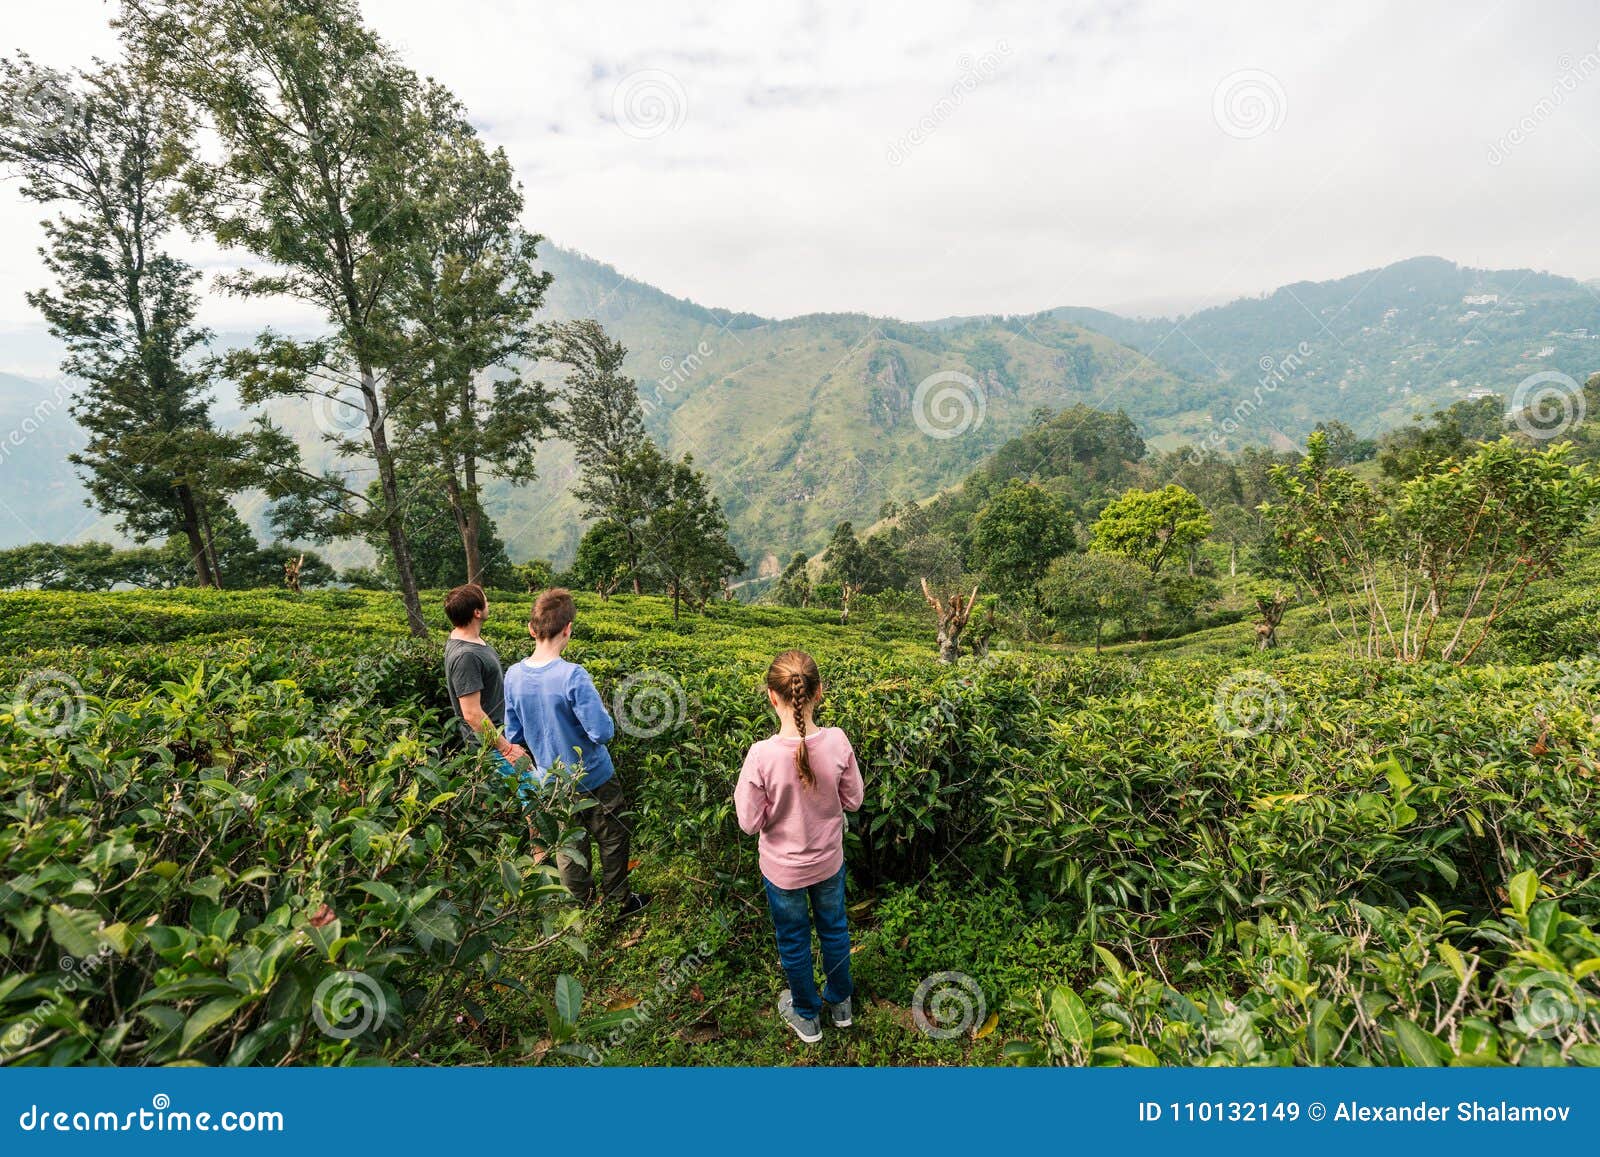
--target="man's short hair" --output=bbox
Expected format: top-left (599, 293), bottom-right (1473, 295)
top-left (444, 583), bottom-right (487, 628)
top-left (530, 588), bottom-right (576, 640)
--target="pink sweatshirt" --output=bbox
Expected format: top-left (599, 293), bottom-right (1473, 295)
top-left (734, 727), bottom-right (864, 890)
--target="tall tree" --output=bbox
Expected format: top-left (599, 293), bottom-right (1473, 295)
top-left (547, 319), bottom-right (654, 591)
top-left (361, 479), bottom-right (513, 590)
top-left (820, 521), bottom-right (869, 588)
top-left (636, 447), bottom-right (743, 619)
top-left (1090, 485), bottom-right (1213, 575)
top-left (1267, 432), bottom-right (1600, 663)
top-left (571, 519), bottom-right (633, 599)
top-left (389, 83), bottom-right (551, 585)
top-left (970, 479), bottom-right (1075, 595)
top-left (771, 552), bottom-right (812, 607)
top-left (0, 54), bottom-right (239, 586)
top-left (124, 0), bottom-right (440, 635)
top-left (1039, 551), bottom-right (1159, 653)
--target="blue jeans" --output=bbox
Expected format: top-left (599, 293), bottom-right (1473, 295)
top-left (763, 864), bottom-right (853, 1021)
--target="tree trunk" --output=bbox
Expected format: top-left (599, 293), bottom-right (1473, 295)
top-left (198, 498), bottom-right (224, 589)
top-left (1095, 618), bottom-right (1103, 654)
top-left (464, 504), bottom-right (481, 587)
top-left (458, 377), bottom-right (482, 586)
top-left (363, 366), bottom-right (428, 637)
top-left (440, 468), bottom-right (479, 586)
top-left (176, 484), bottom-right (215, 588)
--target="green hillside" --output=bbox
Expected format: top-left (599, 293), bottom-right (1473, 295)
top-left (1052, 255), bottom-right (1600, 442)
top-left (5, 250), bottom-right (1596, 570)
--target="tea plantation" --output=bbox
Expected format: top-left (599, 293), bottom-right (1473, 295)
top-left (2, 587), bottom-right (1597, 1066)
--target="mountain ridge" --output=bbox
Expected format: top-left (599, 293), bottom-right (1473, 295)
top-left (2, 249), bottom-right (1595, 567)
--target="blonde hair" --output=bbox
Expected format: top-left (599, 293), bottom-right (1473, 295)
top-left (766, 650), bottom-right (821, 789)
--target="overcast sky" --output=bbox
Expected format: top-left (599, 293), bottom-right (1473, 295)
top-left (3, 0), bottom-right (1599, 355)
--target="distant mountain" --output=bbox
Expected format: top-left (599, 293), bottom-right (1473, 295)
top-left (516, 247), bottom-right (1204, 572)
top-left (0, 373), bottom-right (98, 549)
top-left (3, 251), bottom-right (1594, 570)
top-left (1049, 256), bottom-right (1600, 443)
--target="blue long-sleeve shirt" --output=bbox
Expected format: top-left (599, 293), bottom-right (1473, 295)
top-left (502, 656), bottom-right (616, 791)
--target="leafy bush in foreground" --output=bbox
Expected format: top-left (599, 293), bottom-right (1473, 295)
top-left (1006, 872), bottom-right (1600, 1066)
top-left (2, 588), bottom-right (1597, 1066)
top-left (0, 665), bottom-right (575, 1064)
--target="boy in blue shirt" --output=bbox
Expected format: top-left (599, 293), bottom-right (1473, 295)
top-left (504, 588), bottom-right (647, 915)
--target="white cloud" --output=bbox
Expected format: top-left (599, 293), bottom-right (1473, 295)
top-left (2, 0), bottom-right (1597, 338)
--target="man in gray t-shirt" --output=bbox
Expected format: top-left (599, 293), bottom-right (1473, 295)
top-left (445, 634), bottom-right (505, 744)
top-left (442, 584), bottom-right (525, 768)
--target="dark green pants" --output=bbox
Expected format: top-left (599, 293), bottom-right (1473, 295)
top-left (557, 776), bottom-right (632, 905)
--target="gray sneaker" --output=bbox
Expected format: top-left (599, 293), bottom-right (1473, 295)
top-left (825, 996), bottom-right (853, 1028)
top-left (777, 990), bottom-right (822, 1043)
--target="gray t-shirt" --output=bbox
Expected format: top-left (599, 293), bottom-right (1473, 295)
top-left (444, 636), bottom-right (505, 747)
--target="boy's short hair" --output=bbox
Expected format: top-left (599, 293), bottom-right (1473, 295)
top-left (444, 583), bottom-right (487, 627)
top-left (530, 587), bottom-right (576, 640)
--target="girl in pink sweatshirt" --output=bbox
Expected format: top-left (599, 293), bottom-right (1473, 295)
top-left (734, 650), bottom-right (864, 1043)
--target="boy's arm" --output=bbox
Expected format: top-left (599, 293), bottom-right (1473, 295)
top-left (838, 734), bottom-right (864, 813)
top-left (733, 751), bottom-right (769, 834)
top-left (569, 667), bottom-right (616, 745)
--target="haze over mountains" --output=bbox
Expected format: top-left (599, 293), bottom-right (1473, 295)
top-left (1, 249), bottom-right (1595, 571)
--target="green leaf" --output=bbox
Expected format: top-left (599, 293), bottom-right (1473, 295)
top-left (1091, 943), bottom-right (1126, 982)
top-left (1569, 1043), bottom-right (1600, 1067)
top-left (46, 905), bottom-right (99, 959)
top-left (554, 974), bottom-right (582, 1027)
top-left (1507, 870), bottom-right (1538, 919)
top-left (357, 881), bottom-right (402, 908)
top-left (1048, 987), bottom-right (1093, 1047)
top-left (1392, 1018), bottom-right (1445, 1067)
top-left (179, 995), bottom-right (247, 1056)
top-left (1527, 899), bottom-right (1560, 945)
top-left (407, 907), bottom-right (460, 945)
top-left (1122, 1043), bottom-right (1159, 1066)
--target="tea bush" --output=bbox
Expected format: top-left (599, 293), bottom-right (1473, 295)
top-left (0, 660), bottom-right (580, 1064)
top-left (2, 587), bottom-right (1598, 1065)
top-left (1005, 872), bottom-right (1600, 1066)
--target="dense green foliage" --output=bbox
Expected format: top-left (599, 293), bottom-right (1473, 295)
top-left (2, 588), bottom-right (1596, 1066)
